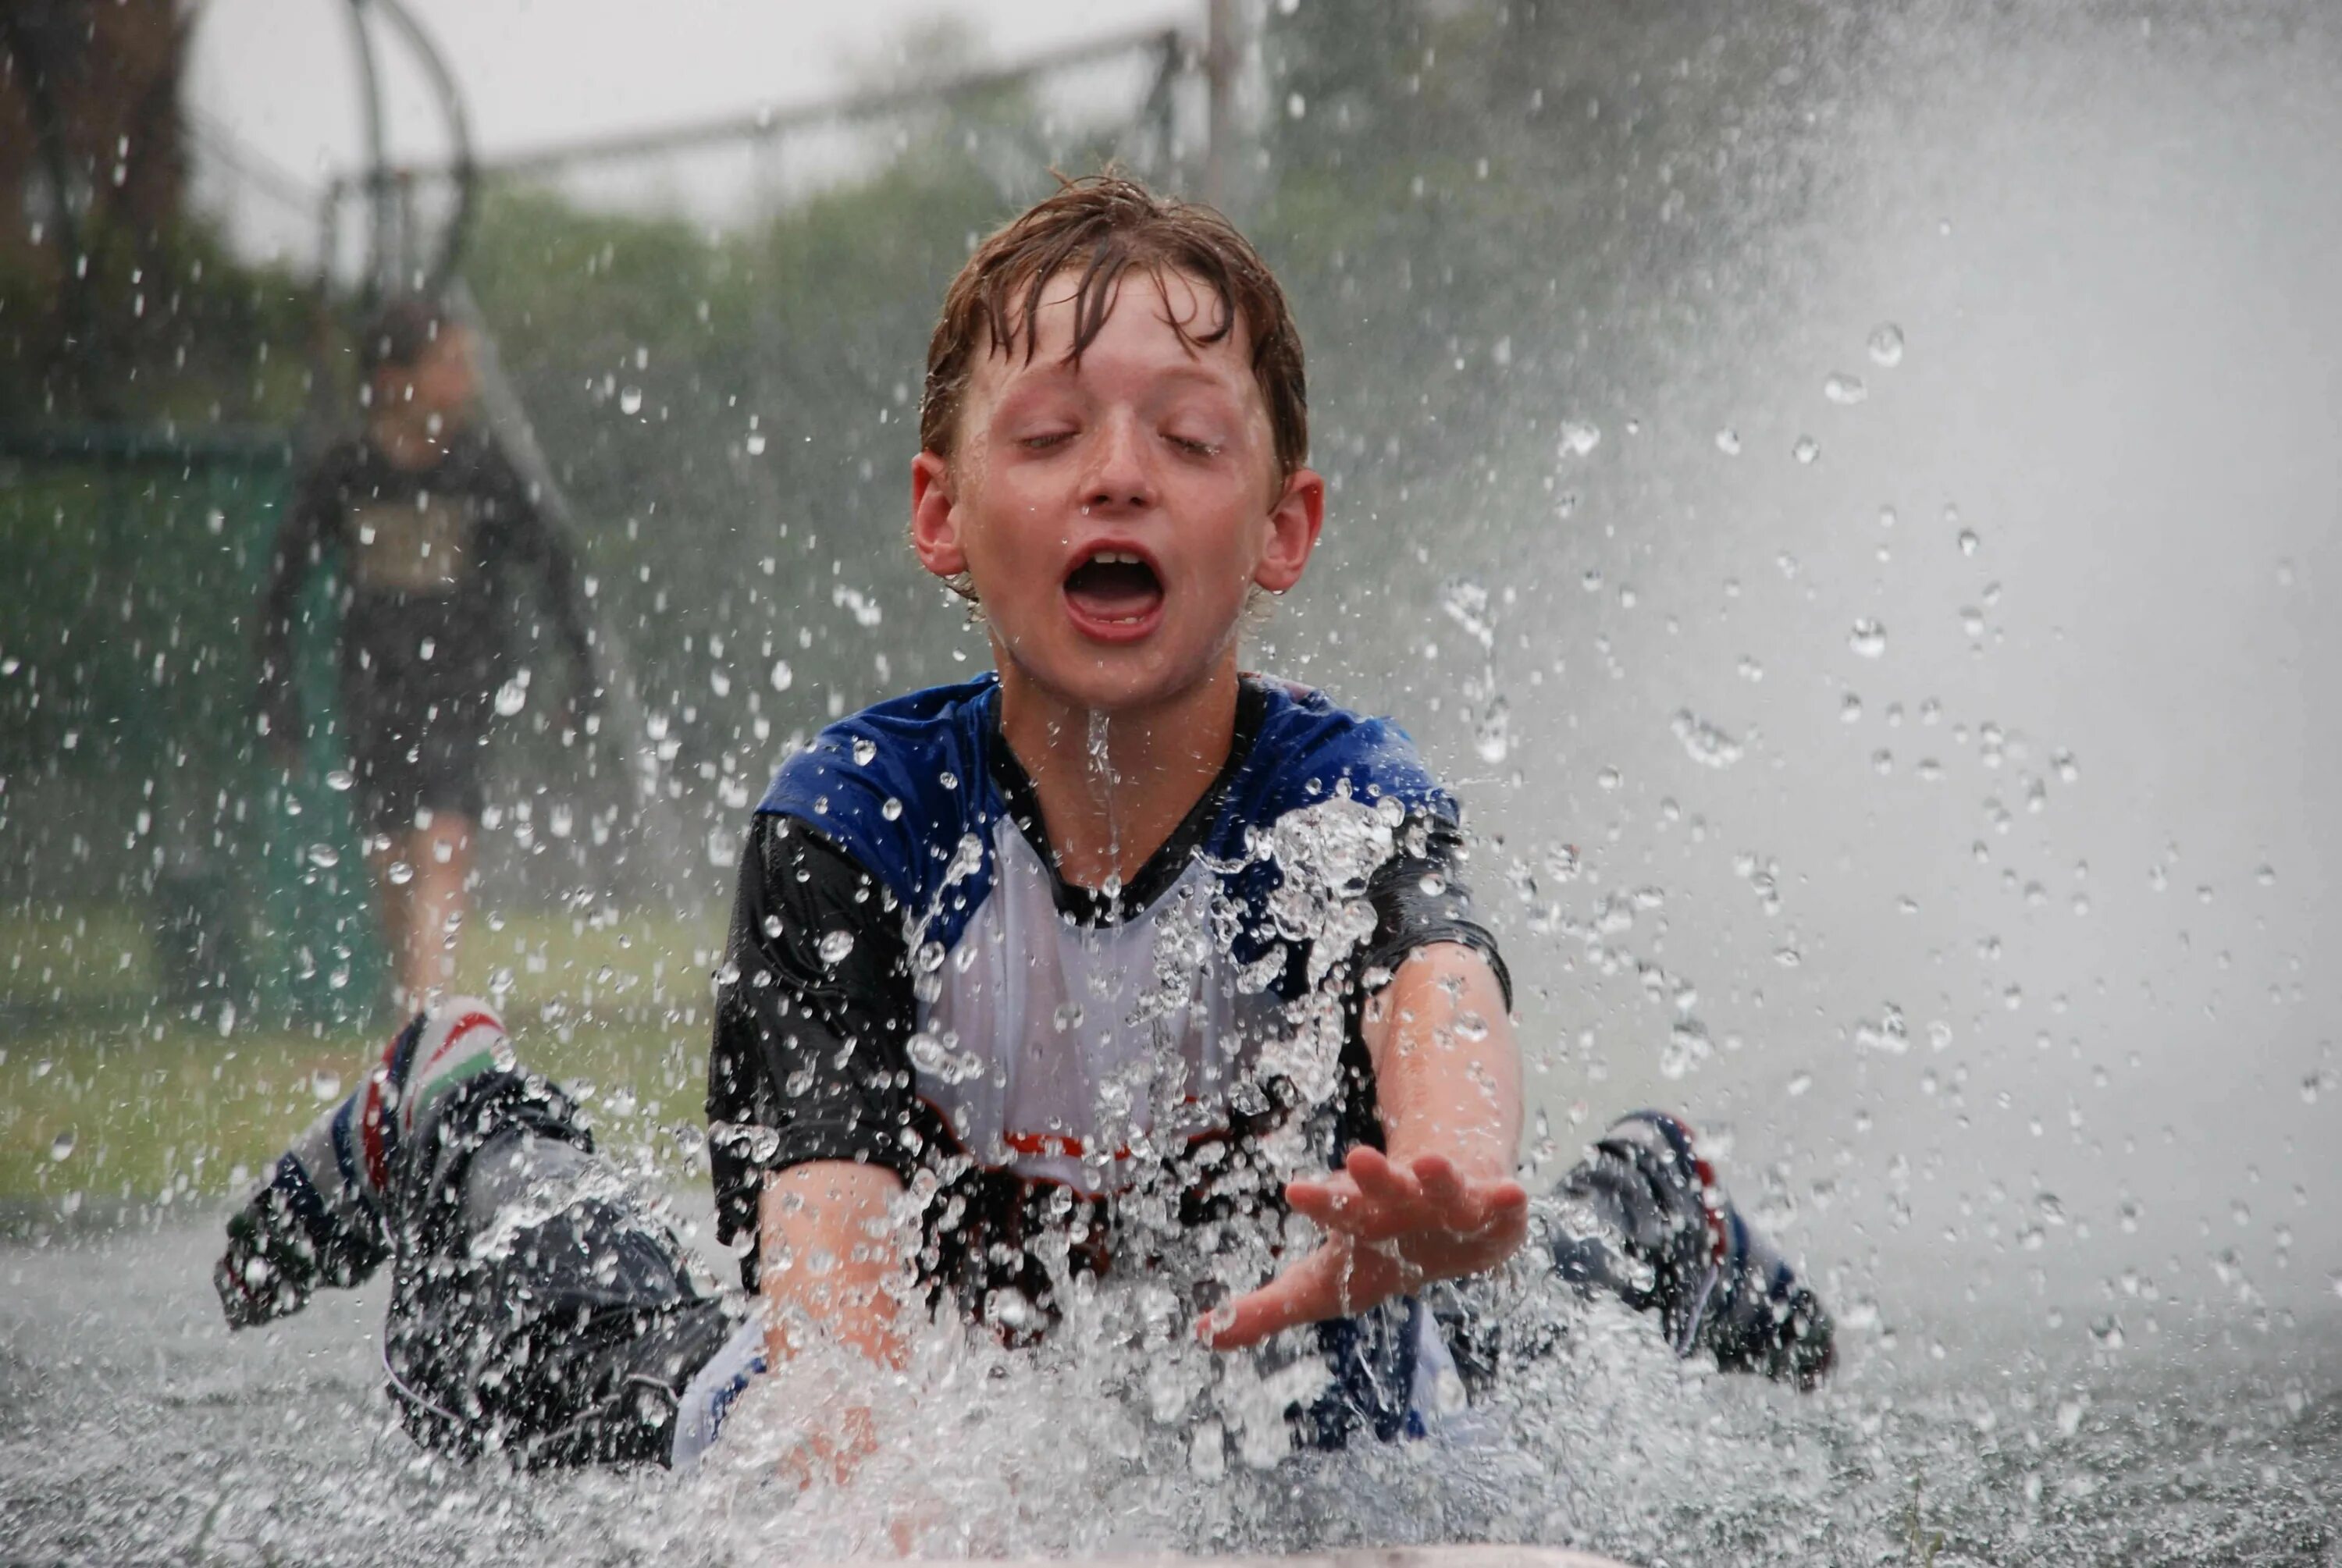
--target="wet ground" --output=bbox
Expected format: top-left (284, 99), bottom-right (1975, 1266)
top-left (4, 1204), bottom-right (2335, 1568)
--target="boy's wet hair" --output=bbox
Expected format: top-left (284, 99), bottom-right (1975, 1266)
top-left (919, 172), bottom-right (1309, 489)
top-left (359, 296), bottom-right (454, 377)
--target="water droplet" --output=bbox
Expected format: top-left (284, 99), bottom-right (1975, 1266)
top-left (1957, 528), bottom-right (1980, 556)
top-left (310, 1069), bottom-right (342, 1102)
top-left (1053, 1003), bottom-right (1084, 1033)
top-left (767, 659), bottom-right (794, 692)
top-left (1580, 568), bottom-right (1603, 593)
top-left (494, 678), bottom-right (528, 716)
top-left (1714, 428), bottom-right (1742, 455)
top-left (618, 386), bottom-right (644, 414)
top-left (817, 930), bottom-right (856, 965)
top-left (1792, 435), bottom-right (1820, 464)
top-left (881, 797), bottom-right (903, 821)
top-left (1849, 618), bottom-right (1888, 658)
top-left (1596, 766), bottom-right (1622, 791)
top-left (1671, 709), bottom-right (1742, 769)
top-left (49, 1129), bottom-right (76, 1161)
top-left (1841, 693), bottom-right (1863, 722)
top-left (306, 842), bottom-right (340, 869)
top-left (1557, 420), bottom-right (1601, 457)
top-left (1824, 372), bottom-right (1867, 404)
top-left (1736, 655), bottom-right (1764, 682)
top-left (386, 861), bottom-right (414, 886)
top-left (1787, 1071), bottom-right (1813, 1097)
top-left (710, 667), bottom-right (731, 697)
top-left (745, 431), bottom-right (767, 456)
top-left (1867, 323), bottom-right (1906, 367)
top-left (324, 768), bottom-right (355, 792)
top-left (851, 737), bottom-right (878, 767)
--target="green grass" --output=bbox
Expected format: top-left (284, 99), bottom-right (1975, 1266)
top-left (1, 905), bottom-right (728, 1205)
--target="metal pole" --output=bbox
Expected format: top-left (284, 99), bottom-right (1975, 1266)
top-left (339, 0), bottom-right (395, 302)
top-left (1202, 0), bottom-right (1234, 210)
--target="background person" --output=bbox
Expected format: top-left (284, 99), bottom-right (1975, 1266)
top-left (257, 297), bottom-right (600, 1011)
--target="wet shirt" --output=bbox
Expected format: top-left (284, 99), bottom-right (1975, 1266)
top-left (258, 430), bottom-right (594, 731)
top-left (706, 674), bottom-right (1508, 1334)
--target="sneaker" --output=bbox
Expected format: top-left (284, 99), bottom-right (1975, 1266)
top-left (1552, 1110), bottom-right (1834, 1388)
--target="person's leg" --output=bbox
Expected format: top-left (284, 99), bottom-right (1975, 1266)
top-left (380, 810), bottom-right (474, 1007)
top-left (366, 829), bottom-right (424, 1010)
top-left (1550, 1111), bottom-right (1835, 1388)
top-left (219, 998), bottom-right (741, 1466)
top-left (214, 1001), bottom-right (502, 1326)
top-left (372, 1001), bottom-right (740, 1468)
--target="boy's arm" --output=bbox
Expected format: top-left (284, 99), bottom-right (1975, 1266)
top-left (758, 1161), bottom-right (908, 1369)
top-left (708, 813), bottom-right (920, 1347)
top-left (1202, 941), bottom-right (1528, 1349)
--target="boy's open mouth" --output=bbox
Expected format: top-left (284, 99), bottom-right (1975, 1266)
top-left (1062, 549), bottom-right (1164, 631)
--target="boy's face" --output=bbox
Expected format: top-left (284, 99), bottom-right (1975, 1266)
top-left (911, 268), bottom-right (1322, 719)
top-left (375, 327), bottom-right (477, 429)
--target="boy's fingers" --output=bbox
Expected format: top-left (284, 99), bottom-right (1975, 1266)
top-left (1411, 1154), bottom-right (1471, 1216)
top-left (1347, 1147), bottom-right (1421, 1208)
top-left (1198, 1241), bottom-right (1404, 1351)
top-left (1286, 1172), bottom-right (1363, 1211)
top-left (1285, 1177), bottom-right (1362, 1228)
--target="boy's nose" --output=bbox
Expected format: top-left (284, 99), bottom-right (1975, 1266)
top-left (1081, 413), bottom-right (1157, 513)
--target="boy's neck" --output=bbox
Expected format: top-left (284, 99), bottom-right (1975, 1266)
top-left (995, 656), bottom-right (1241, 892)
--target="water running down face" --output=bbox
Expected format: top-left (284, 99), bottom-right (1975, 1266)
top-left (911, 267), bottom-right (1324, 719)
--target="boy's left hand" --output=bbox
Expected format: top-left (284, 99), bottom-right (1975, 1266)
top-left (1197, 1144), bottom-right (1528, 1351)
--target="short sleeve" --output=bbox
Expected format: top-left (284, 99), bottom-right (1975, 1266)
top-left (706, 814), bottom-right (918, 1291)
top-left (1357, 807), bottom-right (1512, 1010)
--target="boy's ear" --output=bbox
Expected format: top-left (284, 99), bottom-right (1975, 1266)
top-left (909, 450), bottom-right (968, 581)
top-left (1252, 465), bottom-right (1326, 595)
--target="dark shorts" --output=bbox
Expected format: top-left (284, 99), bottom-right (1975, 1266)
top-left (342, 674), bottom-right (492, 837)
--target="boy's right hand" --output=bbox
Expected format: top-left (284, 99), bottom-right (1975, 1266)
top-left (1198, 1145), bottom-right (1528, 1351)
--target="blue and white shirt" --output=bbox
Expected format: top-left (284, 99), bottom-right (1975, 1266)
top-left (706, 674), bottom-right (1505, 1439)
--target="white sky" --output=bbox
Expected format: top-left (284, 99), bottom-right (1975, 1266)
top-left (187, 0), bottom-right (1195, 259)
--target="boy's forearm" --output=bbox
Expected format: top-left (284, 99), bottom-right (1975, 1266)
top-left (757, 1161), bottom-right (910, 1368)
top-left (1363, 943), bottom-right (1523, 1179)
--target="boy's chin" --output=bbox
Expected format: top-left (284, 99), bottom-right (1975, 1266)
top-left (1002, 643), bottom-right (1225, 718)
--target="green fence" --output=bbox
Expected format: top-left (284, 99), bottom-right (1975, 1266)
top-left (0, 426), bottom-right (387, 1029)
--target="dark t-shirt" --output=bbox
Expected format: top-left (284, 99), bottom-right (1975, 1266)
top-left (705, 675), bottom-right (1509, 1335)
top-left (258, 429), bottom-right (595, 741)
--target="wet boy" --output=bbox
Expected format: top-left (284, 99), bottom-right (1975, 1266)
top-left (705, 175), bottom-right (1829, 1455)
